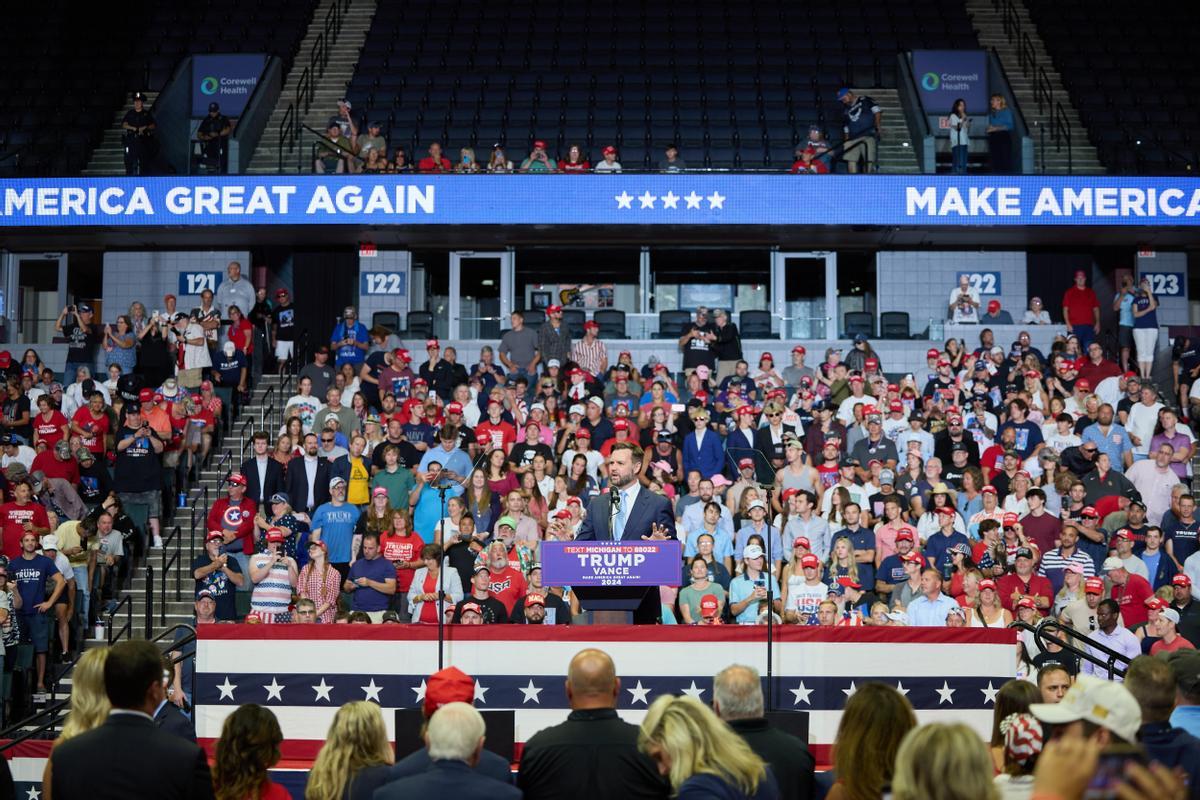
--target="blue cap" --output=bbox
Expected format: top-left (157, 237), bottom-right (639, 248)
top-left (836, 88), bottom-right (851, 100)
top-left (853, 333), bottom-right (868, 343)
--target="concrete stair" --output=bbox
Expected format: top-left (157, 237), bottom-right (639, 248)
top-left (965, 0), bottom-right (1105, 174)
top-left (247, 0), bottom-right (378, 174)
top-left (850, 87), bottom-right (923, 174)
top-left (81, 92), bottom-right (159, 176)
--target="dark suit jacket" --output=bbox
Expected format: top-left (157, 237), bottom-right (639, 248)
top-left (51, 713), bottom-right (214, 800)
top-left (285, 454), bottom-right (331, 512)
top-left (517, 708), bottom-right (669, 800)
top-left (374, 759), bottom-right (521, 800)
top-left (154, 700), bottom-right (196, 742)
top-left (575, 487), bottom-right (677, 542)
top-left (239, 456), bottom-right (284, 506)
top-left (752, 424), bottom-right (797, 485)
top-left (389, 745), bottom-right (512, 785)
top-left (727, 717), bottom-right (815, 800)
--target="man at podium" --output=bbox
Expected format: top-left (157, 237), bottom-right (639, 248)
top-left (570, 443), bottom-right (676, 624)
top-left (575, 443), bottom-right (677, 543)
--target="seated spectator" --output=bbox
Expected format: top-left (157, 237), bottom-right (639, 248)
top-left (520, 140), bottom-right (556, 173)
top-left (454, 147), bottom-right (479, 173)
top-left (315, 123), bottom-right (354, 174)
top-left (789, 147), bottom-right (828, 174)
top-left (486, 144), bottom-right (513, 173)
top-left (980, 300), bottom-right (1014, 324)
top-left (1021, 297), bottom-right (1052, 325)
top-left (356, 121), bottom-right (386, 161)
top-left (418, 141), bottom-right (452, 173)
top-left (594, 146), bottom-right (622, 173)
top-left (558, 143), bottom-right (590, 173)
top-left (658, 144), bottom-right (686, 173)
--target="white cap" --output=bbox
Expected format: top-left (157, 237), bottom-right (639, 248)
top-left (747, 499), bottom-right (767, 511)
top-left (546, 359), bottom-right (561, 368)
top-left (743, 544), bottom-right (764, 560)
top-left (40, 535), bottom-right (59, 551)
top-left (588, 396), bottom-right (605, 407)
top-left (886, 610), bottom-right (908, 624)
top-left (1161, 608), bottom-right (1181, 626)
top-left (1030, 675), bottom-right (1141, 743)
top-left (1102, 556), bottom-right (1125, 573)
top-left (569, 404), bottom-right (585, 416)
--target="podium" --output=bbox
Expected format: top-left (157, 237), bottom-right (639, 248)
top-left (542, 540), bottom-right (683, 624)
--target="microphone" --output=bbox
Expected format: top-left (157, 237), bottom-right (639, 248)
top-left (609, 485), bottom-right (621, 540)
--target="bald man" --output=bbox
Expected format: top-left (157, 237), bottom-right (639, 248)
top-left (517, 649), bottom-right (668, 800)
top-left (714, 664), bottom-right (815, 800)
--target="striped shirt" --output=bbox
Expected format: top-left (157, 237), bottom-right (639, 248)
top-left (251, 555), bottom-right (294, 621)
top-left (1038, 548), bottom-right (1096, 595)
top-left (571, 337), bottom-right (608, 378)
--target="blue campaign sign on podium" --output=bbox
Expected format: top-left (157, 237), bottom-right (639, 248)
top-left (542, 540), bottom-right (683, 587)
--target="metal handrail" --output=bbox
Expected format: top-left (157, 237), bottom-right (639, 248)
top-left (260, 384), bottom-right (276, 429)
top-left (1052, 101), bottom-right (1073, 175)
top-left (161, 550), bottom-right (181, 624)
top-left (238, 415), bottom-right (255, 457)
top-left (144, 564), bottom-right (154, 639)
top-left (106, 593), bottom-right (133, 645)
top-left (277, 0), bottom-right (351, 173)
top-left (0, 700), bottom-right (69, 749)
top-left (1011, 618), bottom-right (1130, 679)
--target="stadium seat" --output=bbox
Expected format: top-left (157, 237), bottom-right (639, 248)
top-left (593, 309), bottom-right (627, 339)
top-left (879, 311), bottom-right (912, 340)
top-left (561, 309), bottom-right (587, 340)
top-left (843, 311), bottom-right (876, 339)
top-left (372, 311), bottom-right (401, 333)
top-left (405, 311), bottom-right (435, 339)
top-left (656, 310), bottom-right (691, 339)
top-left (739, 310), bottom-right (776, 339)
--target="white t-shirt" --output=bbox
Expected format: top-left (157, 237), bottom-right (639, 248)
top-left (285, 395), bottom-right (321, 433)
top-left (183, 322), bottom-right (212, 370)
top-left (1126, 401), bottom-right (1163, 455)
top-left (785, 578), bottom-right (829, 619)
top-left (949, 286), bottom-right (980, 323)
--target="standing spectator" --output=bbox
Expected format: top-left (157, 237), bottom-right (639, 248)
top-left (195, 102), bottom-right (233, 173)
top-left (417, 142), bottom-right (452, 173)
top-left (213, 704), bottom-right (288, 800)
top-left (297, 540), bottom-right (339, 623)
top-left (712, 309), bottom-right (742, 382)
top-left (986, 94), bottom-right (1015, 173)
top-left (56, 303), bottom-right (99, 381)
top-left (499, 311), bottom-right (538, 382)
top-left (537, 305), bottom-right (572, 369)
top-left (1114, 275), bottom-right (1137, 372)
top-left (102, 316), bottom-right (137, 378)
top-left (14, 530), bottom-right (64, 695)
top-left (248, 528), bottom-right (297, 623)
top-left (1062, 270), bottom-right (1101, 349)
top-left (520, 139), bottom-right (557, 173)
top-left (1123, 656), bottom-right (1200, 790)
top-left (173, 312), bottom-right (211, 391)
top-left (1151, 408), bottom-right (1193, 481)
top-left (311, 478), bottom-right (362, 584)
top-left (269, 288), bottom-right (295, 374)
top-left (679, 308), bottom-right (717, 376)
top-left (1126, 444), bottom-right (1180, 525)
top-left (1077, 340), bottom-right (1122, 388)
top-left (192, 531), bottom-right (244, 622)
top-left (905, 568), bottom-right (960, 625)
top-left (407, 544), bottom-right (463, 624)
top-left (713, 665), bottom-right (814, 800)
top-left (658, 143), bottom-right (686, 173)
top-left (594, 146), bottom-right (622, 173)
top-left (838, 88), bottom-right (882, 174)
top-left (947, 98), bottom-right (971, 174)
top-left (114, 403), bottom-right (164, 548)
top-left (299, 345), bottom-right (335, 399)
top-left (330, 307), bottom-right (369, 369)
top-left (1131, 277), bottom-right (1160, 380)
top-left (1105, 557), bottom-right (1155, 628)
top-left (49, 641), bottom-right (214, 799)
top-left (214, 261), bottom-right (256, 321)
top-left (305, 701), bottom-right (394, 800)
top-left (329, 98), bottom-right (358, 141)
top-left (1079, 598), bottom-right (1141, 680)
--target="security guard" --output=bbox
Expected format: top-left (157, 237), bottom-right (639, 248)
top-left (121, 91), bottom-right (156, 175)
top-left (196, 102), bottom-right (233, 173)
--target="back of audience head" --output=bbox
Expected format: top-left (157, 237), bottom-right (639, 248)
top-left (214, 704), bottom-right (283, 800)
top-left (638, 694), bottom-right (767, 796)
top-left (892, 722), bottom-right (999, 800)
top-left (426, 702), bottom-right (486, 765)
top-left (832, 683), bottom-right (917, 800)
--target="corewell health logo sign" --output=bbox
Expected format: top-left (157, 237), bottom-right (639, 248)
top-left (912, 50), bottom-right (989, 112)
top-left (191, 54), bottom-right (266, 117)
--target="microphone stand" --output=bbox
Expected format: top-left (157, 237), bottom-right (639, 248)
top-left (724, 445), bottom-right (780, 711)
top-left (432, 445), bottom-right (490, 670)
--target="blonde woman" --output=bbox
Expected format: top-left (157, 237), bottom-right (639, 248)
top-left (43, 647), bottom-right (111, 798)
top-left (827, 537), bottom-right (859, 588)
top-left (892, 723), bottom-right (999, 800)
top-left (305, 701), bottom-right (394, 800)
top-left (973, 579), bottom-right (1013, 628)
top-left (638, 694), bottom-right (778, 799)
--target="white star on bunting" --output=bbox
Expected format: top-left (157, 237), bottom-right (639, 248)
top-left (789, 682), bottom-right (813, 705)
top-left (661, 191), bottom-right (679, 209)
top-left (895, 681), bottom-right (910, 697)
top-left (361, 679), bottom-right (383, 703)
top-left (936, 681), bottom-right (957, 705)
top-left (217, 677), bottom-right (237, 701)
top-left (519, 679), bottom-right (543, 704)
top-left (474, 680), bottom-right (489, 704)
top-left (681, 680), bottom-right (705, 700)
top-left (627, 680), bottom-right (651, 705)
top-left (312, 678), bottom-right (333, 702)
top-left (638, 191), bottom-right (657, 209)
top-left (615, 191), bottom-right (634, 209)
top-left (684, 191), bottom-right (703, 209)
top-left (411, 680), bottom-right (427, 703)
top-left (981, 682), bottom-right (999, 704)
top-left (263, 677), bottom-right (284, 702)
top-left (707, 191), bottom-right (726, 209)
top-left (842, 681), bottom-right (858, 699)
top-left (26, 788), bottom-right (40, 800)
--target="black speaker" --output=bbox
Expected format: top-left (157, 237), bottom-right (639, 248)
top-left (394, 707), bottom-right (516, 763)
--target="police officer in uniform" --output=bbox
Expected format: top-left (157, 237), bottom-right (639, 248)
top-left (121, 92), bottom-right (156, 175)
top-left (195, 101), bottom-right (233, 173)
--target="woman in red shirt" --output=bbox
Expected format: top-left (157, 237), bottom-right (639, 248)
top-left (226, 305), bottom-right (254, 358)
top-left (408, 543), bottom-right (463, 623)
top-left (70, 392), bottom-right (110, 457)
top-left (32, 395), bottom-right (68, 450)
top-left (378, 509), bottom-right (423, 611)
top-left (558, 143), bottom-right (591, 172)
top-left (212, 704), bottom-right (290, 800)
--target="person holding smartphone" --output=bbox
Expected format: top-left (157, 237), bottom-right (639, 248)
top-left (728, 543), bottom-right (780, 624)
top-left (948, 98), bottom-right (970, 174)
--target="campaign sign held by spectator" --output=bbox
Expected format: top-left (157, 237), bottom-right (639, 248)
top-left (191, 54), bottom-right (266, 117)
top-left (542, 541), bottom-right (683, 586)
top-left (912, 50), bottom-right (989, 113)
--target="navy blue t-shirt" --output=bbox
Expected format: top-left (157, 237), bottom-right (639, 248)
top-left (348, 556), bottom-right (396, 612)
top-left (214, 351), bottom-right (247, 386)
top-left (924, 531), bottom-right (971, 577)
top-left (14, 553), bottom-right (58, 613)
top-left (878, 554), bottom-right (908, 586)
top-left (997, 420), bottom-right (1043, 459)
top-left (1167, 520), bottom-right (1200, 565)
